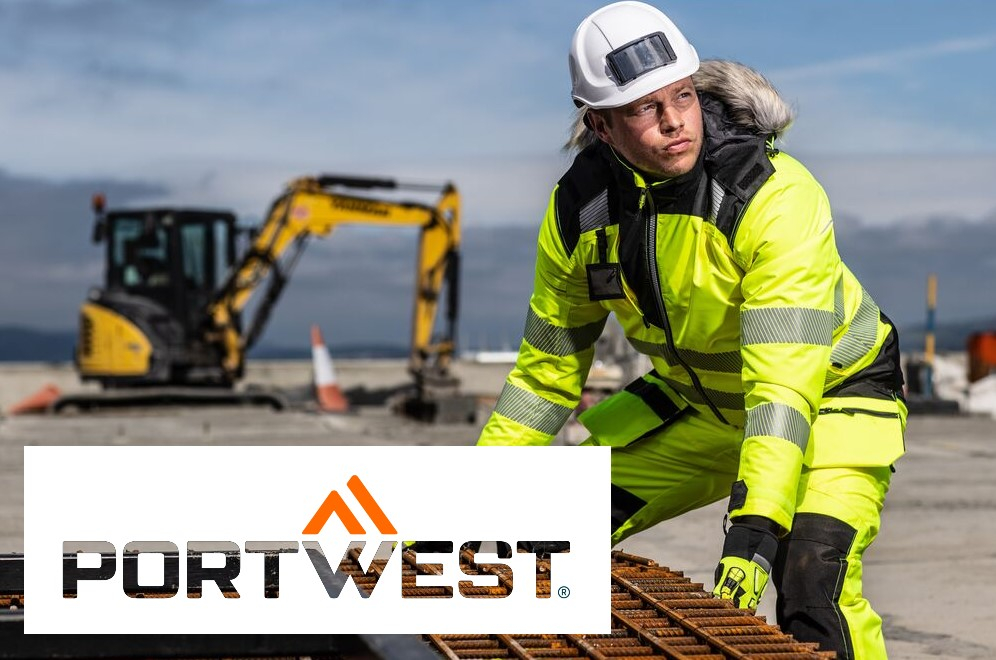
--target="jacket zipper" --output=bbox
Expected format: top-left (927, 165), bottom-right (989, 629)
top-left (818, 407), bottom-right (900, 419)
top-left (642, 188), bottom-right (730, 425)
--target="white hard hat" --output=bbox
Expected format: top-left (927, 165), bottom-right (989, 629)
top-left (569, 1), bottom-right (699, 109)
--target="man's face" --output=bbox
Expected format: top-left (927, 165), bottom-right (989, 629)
top-left (590, 77), bottom-right (703, 180)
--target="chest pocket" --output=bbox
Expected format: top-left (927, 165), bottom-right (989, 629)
top-left (586, 227), bottom-right (625, 301)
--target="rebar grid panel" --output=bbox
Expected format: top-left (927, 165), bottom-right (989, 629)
top-left (412, 550), bottom-right (835, 660)
top-left (2, 549), bottom-right (834, 658)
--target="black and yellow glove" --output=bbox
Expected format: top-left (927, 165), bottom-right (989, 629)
top-left (712, 518), bottom-right (780, 610)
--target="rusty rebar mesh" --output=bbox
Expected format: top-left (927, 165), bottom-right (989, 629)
top-left (0, 595), bottom-right (21, 609)
top-left (364, 549), bottom-right (838, 660)
top-left (1, 549), bottom-right (833, 659)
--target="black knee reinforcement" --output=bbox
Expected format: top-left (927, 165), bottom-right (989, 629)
top-left (772, 513), bottom-right (858, 660)
top-left (610, 484), bottom-right (647, 534)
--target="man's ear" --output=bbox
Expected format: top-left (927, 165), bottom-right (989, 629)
top-left (588, 110), bottom-right (613, 146)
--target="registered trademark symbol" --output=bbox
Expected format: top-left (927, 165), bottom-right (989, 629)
top-left (558, 586), bottom-right (570, 598)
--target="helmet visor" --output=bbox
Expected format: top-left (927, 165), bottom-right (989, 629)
top-left (605, 32), bottom-right (677, 86)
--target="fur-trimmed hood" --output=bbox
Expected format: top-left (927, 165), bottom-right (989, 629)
top-left (566, 59), bottom-right (794, 153)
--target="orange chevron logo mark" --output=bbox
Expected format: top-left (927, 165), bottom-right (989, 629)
top-left (302, 475), bottom-right (397, 535)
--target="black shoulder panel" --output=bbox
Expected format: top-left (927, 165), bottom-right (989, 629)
top-left (555, 143), bottom-right (616, 256)
top-left (825, 312), bottom-right (905, 400)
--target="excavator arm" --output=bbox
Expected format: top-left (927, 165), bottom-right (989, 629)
top-left (206, 175), bottom-right (461, 385)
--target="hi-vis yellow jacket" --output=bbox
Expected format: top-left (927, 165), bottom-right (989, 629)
top-left (478, 63), bottom-right (906, 532)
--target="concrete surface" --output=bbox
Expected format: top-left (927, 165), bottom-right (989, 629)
top-left (1, 361), bottom-right (994, 657)
top-left (0, 358), bottom-right (510, 412)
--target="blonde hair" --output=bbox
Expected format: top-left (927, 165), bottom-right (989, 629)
top-left (564, 106), bottom-right (599, 153)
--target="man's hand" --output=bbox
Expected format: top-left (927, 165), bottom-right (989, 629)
top-left (712, 518), bottom-right (780, 610)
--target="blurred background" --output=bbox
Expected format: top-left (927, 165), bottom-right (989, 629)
top-left (0, 0), bottom-right (994, 361)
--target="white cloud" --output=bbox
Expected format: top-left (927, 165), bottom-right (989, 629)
top-left (770, 33), bottom-right (996, 81)
top-left (0, 1), bottom-right (570, 181)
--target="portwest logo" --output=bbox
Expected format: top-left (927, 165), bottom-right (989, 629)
top-left (303, 475), bottom-right (396, 535)
top-left (64, 475), bottom-right (569, 601)
top-left (26, 446), bottom-right (609, 634)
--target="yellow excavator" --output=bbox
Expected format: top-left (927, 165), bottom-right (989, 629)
top-left (65, 175), bottom-right (469, 421)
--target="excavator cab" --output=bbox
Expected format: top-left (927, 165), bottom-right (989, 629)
top-left (106, 210), bottom-right (235, 326)
top-left (78, 199), bottom-right (239, 386)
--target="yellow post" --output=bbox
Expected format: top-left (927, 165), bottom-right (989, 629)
top-left (924, 273), bottom-right (937, 398)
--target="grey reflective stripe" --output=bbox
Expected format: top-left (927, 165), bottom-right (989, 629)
top-left (674, 347), bottom-right (741, 374)
top-left (745, 402), bottom-right (810, 453)
top-left (741, 307), bottom-right (834, 346)
top-left (524, 308), bottom-right (606, 356)
top-left (578, 189), bottom-right (610, 233)
top-left (833, 279), bottom-right (845, 330)
top-left (660, 376), bottom-right (745, 410)
top-left (708, 178), bottom-right (725, 223)
top-left (830, 288), bottom-right (880, 370)
top-left (493, 382), bottom-right (573, 435)
top-left (628, 337), bottom-right (741, 373)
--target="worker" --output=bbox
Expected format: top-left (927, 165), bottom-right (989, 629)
top-left (477, 3), bottom-right (907, 658)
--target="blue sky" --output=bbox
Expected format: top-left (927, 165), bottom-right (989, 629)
top-left (1, 0), bottom-right (995, 345)
top-left (3, 0), bottom-right (994, 221)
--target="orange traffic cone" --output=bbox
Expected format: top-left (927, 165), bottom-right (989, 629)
top-left (311, 324), bottom-right (349, 413)
top-left (7, 383), bottom-right (61, 415)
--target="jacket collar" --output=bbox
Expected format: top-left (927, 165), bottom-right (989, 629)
top-left (700, 92), bottom-right (775, 204)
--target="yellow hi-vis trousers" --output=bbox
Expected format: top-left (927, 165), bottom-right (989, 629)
top-left (589, 406), bottom-right (897, 660)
